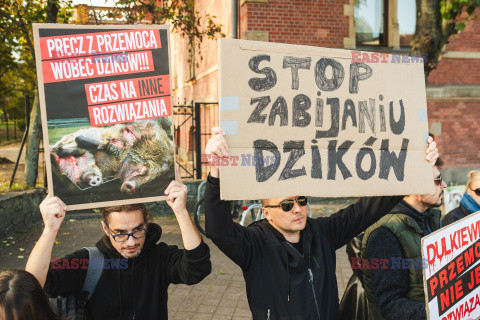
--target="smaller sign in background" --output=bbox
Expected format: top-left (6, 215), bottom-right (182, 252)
top-left (422, 211), bottom-right (480, 320)
top-left (444, 185), bottom-right (466, 213)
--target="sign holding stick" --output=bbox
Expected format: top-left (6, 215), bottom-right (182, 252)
top-left (422, 211), bottom-right (480, 320)
top-left (218, 39), bottom-right (434, 200)
top-left (33, 24), bottom-right (174, 210)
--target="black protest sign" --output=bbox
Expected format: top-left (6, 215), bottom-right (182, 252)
top-left (33, 24), bottom-right (174, 210)
top-left (218, 39), bottom-right (433, 200)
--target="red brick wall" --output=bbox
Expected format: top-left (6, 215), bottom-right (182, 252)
top-left (444, 10), bottom-right (480, 52)
top-left (428, 101), bottom-right (480, 168)
top-left (241, 0), bottom-right (349, 47)
top-left (428, 59), bottom-right (480, 85)
top-left (428, 10), bottom-right (480, 85)
top-left (427, 11), bottom-right (480, 169)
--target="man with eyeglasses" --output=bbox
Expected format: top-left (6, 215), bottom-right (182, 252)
top-left (25, 176), bottom-right (211, 320)
top-left (356, 157), bottom-right (447, 320)
top-left (203, 127), bottom-right (439, 320)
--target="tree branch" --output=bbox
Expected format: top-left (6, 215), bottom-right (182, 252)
top-left (15, 10), bottom-right (35, 62)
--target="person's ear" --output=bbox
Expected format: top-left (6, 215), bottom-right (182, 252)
top-left (101, 221), bottom-right (109, 236)
top-left (262, 207), bottom-right (272, 221)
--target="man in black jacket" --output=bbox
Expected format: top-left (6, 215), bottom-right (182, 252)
top-left (203, 127), bottom-right (439, 320)
top-left (25, 177), bottom-right (211, 320)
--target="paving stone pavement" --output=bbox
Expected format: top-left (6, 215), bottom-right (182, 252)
top-left (0, 200), bottom-right (354, 320)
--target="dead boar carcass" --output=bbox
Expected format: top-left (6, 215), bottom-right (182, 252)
top-left (119, 128), bottom-right (174, 193)
top-left (50, 120), bottom-right (174, 191)
top-left (50, 123), bottom-right (139, 188)
top-left (50, 152), bottom-right (104, 188)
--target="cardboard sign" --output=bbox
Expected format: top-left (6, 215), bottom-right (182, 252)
top-left (218, 39), bottom-right (434, 200)
top-left (33, 24), bottom-right (175, 210)
top-left (422, 211), bottom-right (480, 320)
top-left (444, 186), bottom-right (466, 213)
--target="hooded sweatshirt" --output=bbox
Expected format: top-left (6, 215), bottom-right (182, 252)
top-left (204, 175), bottom-right (402, 320)
top-left (45, 223), bottom-right (211, 320)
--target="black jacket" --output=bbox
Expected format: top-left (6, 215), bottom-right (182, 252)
top-left (204, 175), bottom-right (402, 320)
top-left (45, 223), bottom-right (211, 320)
top-left (442, 203), bottom-right (471, 226)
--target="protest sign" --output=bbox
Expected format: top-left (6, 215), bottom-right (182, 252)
top-left (422, 211), bottom-right (480, 320)
top-left (444, 186), bottom-right (466, 213)
top-left (33, 24), bottom-right (174, 210)
top-left (218, 39), bottom-right (434, 200)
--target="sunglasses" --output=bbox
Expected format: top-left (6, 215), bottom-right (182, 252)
top-left (264, 196), bottom-right (308, 212)
top-left (471, 188), bottom-right (480, 197)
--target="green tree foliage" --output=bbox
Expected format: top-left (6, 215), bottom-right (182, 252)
top-left (0, 0), bottom-right (73, 119)
top-left (412, 0), bottom-right (480, 79)
top-left (0, 0), bottom-right (72, 187)
top-left (0, 0), bottom-right (73, 76)
top-left (0, 20), bottom-right (20, 122)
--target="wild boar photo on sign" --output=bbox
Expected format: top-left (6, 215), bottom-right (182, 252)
top-left (218, 39), bottom-right (434, 200)
top-left (33, 24), bottom-right (175, 210)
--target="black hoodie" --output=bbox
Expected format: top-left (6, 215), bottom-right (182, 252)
top-left (204, 175), bottom-right (403, 320)
top-left (45, 223), bottom-right (211, 320)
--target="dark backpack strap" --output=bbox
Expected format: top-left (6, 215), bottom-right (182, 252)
top-left (76, 247), bottom-right (104, 320)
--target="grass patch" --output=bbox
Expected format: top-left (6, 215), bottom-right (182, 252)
top-left (48, 125), bottom-right (87, 145)
top-left (0, 121), bottom-right (22, 144)
top-left (0, 182), bottom-right (31, 194)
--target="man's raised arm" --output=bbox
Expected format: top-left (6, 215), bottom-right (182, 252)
top-left (26, 195), bottom-right (67, 287)
top-left (164, 168), bottom-right (211, 284)
top-left (204, 127), bottom-right (232, 242)
top-left (165, 165), bottom-right (203, 251)
top-left (203, 127), bottom-right (255, 269)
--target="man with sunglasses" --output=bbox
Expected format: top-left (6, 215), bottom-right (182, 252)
top-left (358, 158), bottom-right (447, 320)
top-left (204, 127), bottom-right (439, 320)
top-left (25, 176), bottom-right (211, 320)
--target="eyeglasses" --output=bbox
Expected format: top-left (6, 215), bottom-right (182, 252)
top-left (264, 196), bottom-right (308, 212)
top-left (470, 188), bottom-right (480, 197)
top-left (107, 226), bottom-right (147, 243)
top-left (433, 174), bottom-right (445, 186)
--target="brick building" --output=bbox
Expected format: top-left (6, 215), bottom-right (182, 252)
top-left (426, 12), bottom-right (480, 181)
top-left (172, 0), bottom-right (480, 181)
